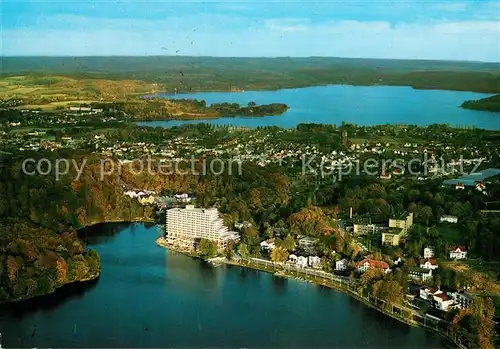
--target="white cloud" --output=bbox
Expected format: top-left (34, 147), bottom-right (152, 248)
top-left (3, 15), bottom-right (499, 62)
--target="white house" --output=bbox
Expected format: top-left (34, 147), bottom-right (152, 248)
top-left (475, 182), bottom-right (486, 193)
top-left (296, 256), bottom-right (308, 268)
top-left (420, 286), bottom-right (442, 301)
top-left (449, 246), bottom-right (467, 260)
top-left (308, 256), bottom-right (321, 268)
top-left (440, 215), bottom-right (458, 224)
top-left (260, 240), bottom-right (275, 251)
top-left (298, 237), bottom-right (316, 249)
top-left (433, 293), bottom-right (454, 311)
top-left (234, 221), bottom-right (252, 230)
top-left (335, 259), bottom-right (348, 271)
top-left (420, 259), bottom-right (439, 270)
top-left (408, 267), bottom-right (433, 282)
top-left (288, 254), bottom-right (298, 263)
top-left (357, 259), bottom-right (390, 274)
top-left (424, 246), bottom-right (434, 259)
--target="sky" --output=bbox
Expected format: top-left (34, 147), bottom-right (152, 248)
top-left (2, 0), bottom-right (499, 62)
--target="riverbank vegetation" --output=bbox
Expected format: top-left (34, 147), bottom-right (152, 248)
top-left (461, 95), bottom-right (500, 112)
top-left (0, 222), bottom-right (100, 303)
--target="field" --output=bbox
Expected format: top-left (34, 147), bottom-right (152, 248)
top-left (440, 260), bottom-right (500, 294)
top-left (0, 75), bottom-right (156, 109)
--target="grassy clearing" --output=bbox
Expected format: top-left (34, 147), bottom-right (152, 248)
top-left (468, 260), bottom-right (500, 280)
top-left (9, 87), bottom-right (43, 94)
top-left (437, 224), bottom-right (464, 243)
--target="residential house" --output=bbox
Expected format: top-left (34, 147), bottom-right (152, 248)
top-left (234, 221), bottom-right (252, 230)
top-left (357, 258), bottom-right (390, 274)
top-left (335, 259), bottom-right (348, 271)
top-left (449, 246), bottom-right (467, 260)
top-left (452, 290), bottom-right (474, 309)
top-left (298, 237), bottom-right (316, 249)
top-left (407, 267), bottom-right (433, 282)
top-left (288, 254), bottom-right (298, 264)
top-left (475, 181), bottom-right (486, 193)
top-left (419, 286), bottom-right (442, 301)
top-left (424, 246), bottom-right (435, 259)
top-left (138, 195), bottom-right (155, 205)
top-left (308, 256), bottom-right (321, 268)
top-left (174, 193), bottom-right (192, 203)
top-left (420, 259), bottom-right (439, 270)
top-left (440, 215), bottom-right (458, 224)
top-left (433, 293), bottom-right (454, 311)
top-left (296, 256), bottom-right (308, 268)
top-left (260, 240), bottom-right (275, 251)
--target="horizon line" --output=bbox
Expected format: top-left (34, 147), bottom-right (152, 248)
top-left (1, 55), bottom-right (499, 64)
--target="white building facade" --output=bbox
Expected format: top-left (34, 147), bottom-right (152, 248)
top-left (166, 205), bottom-right (239, 250)
top-left (424, 247), bottom-right (434, 259)
top-left (449, 246), bottom-right (467, 260)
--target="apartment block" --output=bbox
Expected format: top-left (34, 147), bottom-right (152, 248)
top-left (166, 205), bottom-right (239, 250)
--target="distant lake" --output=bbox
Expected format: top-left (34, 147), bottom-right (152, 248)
top-left (137, 85), bottom-right (499, 130)
top-left (0, 223), bottom-right (445, 348)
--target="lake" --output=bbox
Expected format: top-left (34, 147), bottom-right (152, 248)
top-left (137, 85), bottom-right (499, 130)
top-left (0, 223), bottom-right (447, 348)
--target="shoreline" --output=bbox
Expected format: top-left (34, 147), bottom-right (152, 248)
top-left (1, 218), bottom-right (155, 305)
top-left (77, 218), bottom-right (155, 230)
top-left (139, 82), bottom-right (498, 95)
top-left (0, 272), bottom-right (100, 305)
top-left (155, 237), bottom-right (464, 349)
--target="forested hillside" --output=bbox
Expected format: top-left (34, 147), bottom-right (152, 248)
top-left (2, 56), bottom-right (499, 93)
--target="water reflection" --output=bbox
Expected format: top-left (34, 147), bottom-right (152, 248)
top-left (271, 275), bottom-right (287, 294)
top-left (0, 277), bottom-right (100, 318)
top-left (163, 250), bottom-right (222, 293)
top-left (78, 222), bottom-right (129, 245)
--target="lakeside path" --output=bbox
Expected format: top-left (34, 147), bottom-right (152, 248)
top-left (155, 237), bottom-right (466, 349)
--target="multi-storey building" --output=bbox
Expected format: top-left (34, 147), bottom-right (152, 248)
top-left (389, 212), bottom-right (414, 231)
top-left (166, 205), bottom-right (239, 250)
top-left (382, 212), bottom-right (414, 246)
top-left (452, 290), bottom-right (474, 309)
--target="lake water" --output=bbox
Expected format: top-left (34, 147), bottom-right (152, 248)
top-left (0, 223), bottom-right (446, 348)
top-left (137, 85), bottom-right (499, 130)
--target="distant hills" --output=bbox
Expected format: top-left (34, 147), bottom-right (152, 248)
top-left (1, 56), bottom-right (499, 93)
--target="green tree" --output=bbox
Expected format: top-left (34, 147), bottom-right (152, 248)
top-left (271, 247), bottom-right (289, 263)
top-left (197, 238), bottom-right (218, 259)
top-left (237, 243), bottom-right (250, 260)
top-left (280, 235), bottom-right (296, 251)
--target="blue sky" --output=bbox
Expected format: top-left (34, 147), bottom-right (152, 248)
top-left (2, 0), bottom-right (499, 61)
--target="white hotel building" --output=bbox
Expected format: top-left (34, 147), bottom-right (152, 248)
top-left (166, 205), bottom-right (239, 250)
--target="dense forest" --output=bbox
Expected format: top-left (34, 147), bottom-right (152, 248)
top-left (461, 94), bottom-right (500, 112)
top-left (111, 99), bottom-right (289, 120)
top-left (2, 56), bottom-right (499, 93)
